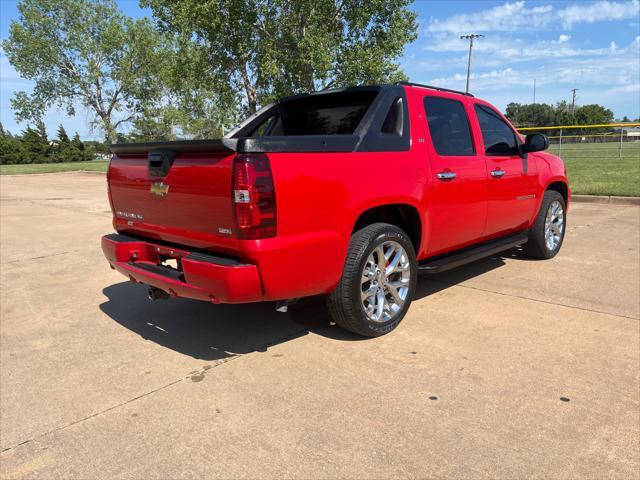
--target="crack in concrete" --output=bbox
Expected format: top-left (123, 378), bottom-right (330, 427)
top-left (1, 196), bottom-right (110, 218)
top-left (4, 249), bottom-right (88, 264)
top-left (0, 327), bottom-right (308, 454)
top-left (428, 278), bottom-right (639, 321)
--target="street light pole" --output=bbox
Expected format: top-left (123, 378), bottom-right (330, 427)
top-left (460, 34), bottom-right (483, 94)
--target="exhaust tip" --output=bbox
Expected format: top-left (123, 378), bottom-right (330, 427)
top-left (275, 300), bottom-right (289, 313)
top-left (148, 286), bottom-right (170, 301)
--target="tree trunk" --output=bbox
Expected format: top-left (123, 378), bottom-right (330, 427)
top-left (296, 5), bottom-right (315, 91)
top-left (240, 63), bottom-right (258, 114)
top-left (100, 114), bottom-right (118, 144)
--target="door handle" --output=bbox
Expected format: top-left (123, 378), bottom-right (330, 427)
top-left (490, 169), bottom-right (506, 178)
top-left (437, 171), bottom-right (457, 181)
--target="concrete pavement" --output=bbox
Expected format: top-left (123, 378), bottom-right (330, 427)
top-left (1, 173), bottom-right (638, 479)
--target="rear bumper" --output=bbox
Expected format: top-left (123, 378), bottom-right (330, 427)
top-left (101, 234), bottom-right (263, 304)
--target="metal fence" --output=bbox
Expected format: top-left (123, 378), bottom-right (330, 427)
top-left (516, 123), bottom-right (640, 160)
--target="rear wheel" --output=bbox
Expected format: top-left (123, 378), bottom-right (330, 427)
top-left (327, 223), bottom-right (417, 337)
top-left (524, 190), bottom-right (566, 259)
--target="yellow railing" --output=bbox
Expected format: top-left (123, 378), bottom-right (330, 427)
top-left (514, 123), bottom-right (640, 160)
top-left (517, 122), bottom-right (640, 131)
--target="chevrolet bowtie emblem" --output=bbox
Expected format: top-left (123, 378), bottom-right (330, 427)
top-left (150, 182), bottom-right (170, 197)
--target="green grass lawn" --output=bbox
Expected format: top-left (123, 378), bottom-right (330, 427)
top-left (548, 142), bottom-right (640, 197)
top-left (0, 161), bottom-right (108, 175)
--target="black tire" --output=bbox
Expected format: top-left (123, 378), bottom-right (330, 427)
top-left (523, 190), bottom-right (567, 259)
top-left (327, 223), bottom-right (417, 337)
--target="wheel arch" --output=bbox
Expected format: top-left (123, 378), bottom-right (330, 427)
top-left (546, 180), bottom-right (569, 204)
top-left (351, 203), bottom-right (422, 254)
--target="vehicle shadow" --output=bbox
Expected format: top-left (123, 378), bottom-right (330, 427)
top-left (99, 248), bottom-right (520, 360)
top-left (414, 248), bottom-right (518, 299)
top-left (99, 282), bottom-right (365, 361)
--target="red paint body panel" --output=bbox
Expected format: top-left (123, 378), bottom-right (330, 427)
top-left (470, 98), bottom-right (541, 237)
top-left (415, 90), bottom-right (488, 254)
top-left (102, 85), bottom-right (569, 304)
top-left (101, 236), bottom-right (262, 303)
top-left (109, 152), bottom-right (239, 254)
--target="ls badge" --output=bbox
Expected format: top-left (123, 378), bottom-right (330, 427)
top-left (150, 182), bottom-right (170, 197)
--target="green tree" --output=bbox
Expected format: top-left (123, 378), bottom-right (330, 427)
top-left (507, 101), bottom-right (614, 125)
top-left (0, 123), bottom-right (22, 164)
top-left (506, 102), bottom-right (557, 128)
top-left (67, 132), bottom-right (94, 162)
top-left (143, 0), bottom-right (417, 115)
top-left (574, 104), bottom-right (614, 126)
top-left (84, 140), bottom-right (110, 155)
top-left (56, 125), bottom-right (70, 145)
top-left (50, 124), bottom-right (71, 162)
top-left (20, 121), bottom-right (50, 163)
top-left (0, 123), bottom-right (12, 139)
top-left (2, 0), bottom-right (165, 143)
top-left (133, 39), bottom-right (240, 140)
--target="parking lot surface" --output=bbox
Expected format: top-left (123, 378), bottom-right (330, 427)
top-left (1, 172), bottom-right (638, 479)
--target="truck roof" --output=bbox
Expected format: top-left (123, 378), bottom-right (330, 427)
top-left (395, 81), bottom-right (475, 98)
top-left (273, 82), bottom-right (473, 105)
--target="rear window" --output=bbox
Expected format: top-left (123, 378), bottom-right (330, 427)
top-left (247, 90), bottom-right (378, 137)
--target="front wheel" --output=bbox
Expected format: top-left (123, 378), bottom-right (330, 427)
top-left (327, 223), bottom-right (417, 337)
top-left (523, 190), bottom-right (567, 259)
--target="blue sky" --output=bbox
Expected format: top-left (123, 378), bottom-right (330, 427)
top-left (1, 0), bottom-right (639, 140)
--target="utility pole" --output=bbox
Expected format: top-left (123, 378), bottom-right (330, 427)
top-left (460, 34), bottom-right (483, 94)
top-left (533, 79), bottom-right (536, 104)
top-left (571, 88), bottom-right (578, 115)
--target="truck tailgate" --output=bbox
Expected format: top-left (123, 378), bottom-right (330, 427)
top-left (108, 151), bottom-right (237, 250)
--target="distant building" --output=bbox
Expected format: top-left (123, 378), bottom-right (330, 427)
top-left (622, 127), bottom-right (640, 137)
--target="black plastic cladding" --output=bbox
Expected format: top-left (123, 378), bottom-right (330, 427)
top-left (353, 85), bottom-right (410, 152)
top-left (230, 84), bottom-right (411, 153)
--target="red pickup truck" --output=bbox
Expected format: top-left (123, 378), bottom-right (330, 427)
top-left (102, 82), bottom-right (569, 337)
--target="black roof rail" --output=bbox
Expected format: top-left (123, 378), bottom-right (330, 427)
top-left (396, 81), bottom-right (474, 97)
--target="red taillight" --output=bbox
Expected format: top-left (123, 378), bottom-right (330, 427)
top-left (232, 154), bottom-right (276, 239)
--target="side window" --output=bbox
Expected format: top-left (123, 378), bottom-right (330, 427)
top-left (423, 96), bottom-right (475, 156)
top-left (248, 114), bottom-right (282, 137)
top-left (474, 105), bottom-right (519, 155)
top-left (381, 97), bottom-right (403, 135)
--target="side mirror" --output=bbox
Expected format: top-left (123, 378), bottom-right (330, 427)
top-left (523, 133), bottom-right (549, 153)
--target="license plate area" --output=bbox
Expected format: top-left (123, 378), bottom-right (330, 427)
top-left (151, 245), bottom-right (188, 273)
top-left (159, 256), bottom-right (182, 273)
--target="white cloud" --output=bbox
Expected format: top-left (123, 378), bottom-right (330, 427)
top-left (426, 0), bottom-right (640, 34)
top-left (558, 0), bottom-right (640, 28)
top-left (428, 68), bottom-right (518, 87)
top-left (411, 2), bottom-right (640, 117)
top-left (427, 1), bottom-right (553, 34)
top-left (606, 83), bottom-right (640, 94)
top-left (423, 34), bottom-right (630, 65)
top-left (422, 41), bottom-right (639, 96)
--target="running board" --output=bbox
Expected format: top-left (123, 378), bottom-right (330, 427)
top-left (418, 231), bottom-right (529, 274)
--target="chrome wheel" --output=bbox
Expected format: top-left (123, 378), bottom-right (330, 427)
top-left (360, 241), bottom-right (411, 323)
top-left (544, 200), bottom-right (564, 251)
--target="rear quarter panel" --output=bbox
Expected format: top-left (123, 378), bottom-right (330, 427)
top-left (252, 149), bottom-right (429, 299)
